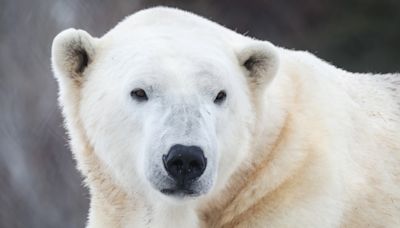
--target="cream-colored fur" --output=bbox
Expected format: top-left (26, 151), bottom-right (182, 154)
top-left (52, 7), bottom-right (400, 228)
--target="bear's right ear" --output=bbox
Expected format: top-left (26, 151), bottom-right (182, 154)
top-left (51, 29), bottom-right (96, 82)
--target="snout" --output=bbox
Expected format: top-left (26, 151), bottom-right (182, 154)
top-left (146, 142), bottom-right (214, 198)
top-left (163, 144), bottom-right (207, 184)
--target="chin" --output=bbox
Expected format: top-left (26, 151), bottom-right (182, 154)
top-left (149, 176), bottom-right (212, 202)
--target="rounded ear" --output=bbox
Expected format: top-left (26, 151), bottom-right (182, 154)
top-left (237, 41), bottom-right (279, 92)
top-left (51, 28), bottom-right (96, 82)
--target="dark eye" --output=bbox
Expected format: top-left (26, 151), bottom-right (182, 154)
top-left (130, 88), bottom-right (148, 102)
top-left (214, 90), bottom-right (227, 104)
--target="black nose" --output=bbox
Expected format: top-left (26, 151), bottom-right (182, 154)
top-left (163, 144), bottom-right (207, 184)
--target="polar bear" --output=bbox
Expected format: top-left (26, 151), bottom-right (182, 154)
top-left (51, 6), bottom-right (400, 228)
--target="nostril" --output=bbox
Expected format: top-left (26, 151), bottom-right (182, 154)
top-left (171, 159), bottom-right (183, 169)
top-left (189, 160), bottom-right (201, 172)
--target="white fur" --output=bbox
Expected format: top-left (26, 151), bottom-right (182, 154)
top-left (52, 7), bottom-right (400, 228)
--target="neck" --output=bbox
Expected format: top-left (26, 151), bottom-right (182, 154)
top-left (151, 202), bottom-right (199, 227)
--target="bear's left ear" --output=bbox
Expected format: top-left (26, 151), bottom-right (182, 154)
top-left (51, 28), bottom-right (96, 83)
top-left (237, 41), bottom-right (279, 92)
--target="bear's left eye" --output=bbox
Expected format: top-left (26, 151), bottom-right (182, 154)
top-left (130, 88), bottom-right (148, 102)
top-left (214, 90), bottom-right (227, 104)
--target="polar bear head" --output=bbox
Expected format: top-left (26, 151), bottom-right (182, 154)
top-left (52, 7), bottom-right (279, 203)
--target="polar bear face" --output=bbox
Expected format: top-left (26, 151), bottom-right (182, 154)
top-left (81, 34), bottom-right (252, 199)
top-left (52, 8), bottom-right (278, 203)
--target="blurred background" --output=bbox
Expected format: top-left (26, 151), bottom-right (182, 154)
top-left (0, 0), bottom-right (399, 227)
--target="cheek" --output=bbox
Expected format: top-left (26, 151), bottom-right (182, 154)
top-left (214, 94), bottom-right (253, 184)
top-left (216, 117), bottom-right (249, 166)
top-left (80, 92), bottom-right (149, 189)
top-left (214, 120), bottom-right (251, 190)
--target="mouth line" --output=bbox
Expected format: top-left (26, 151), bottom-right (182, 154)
top-left (160, 188), bottom-right (199, 197)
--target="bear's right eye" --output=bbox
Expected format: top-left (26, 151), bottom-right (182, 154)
top-left (130, 88), bottom-right (148, 102)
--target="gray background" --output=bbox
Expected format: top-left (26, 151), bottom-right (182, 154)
top-left (1, 0), bottom-right (399, 227)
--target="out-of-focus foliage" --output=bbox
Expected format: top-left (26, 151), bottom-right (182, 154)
top-left (0, 0), bottom-right (399, 227)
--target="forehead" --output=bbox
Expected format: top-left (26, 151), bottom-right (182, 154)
top-left (98, 32), bottom-right (236, 86)
top-left (108, 29), bottom-right (232, 61)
